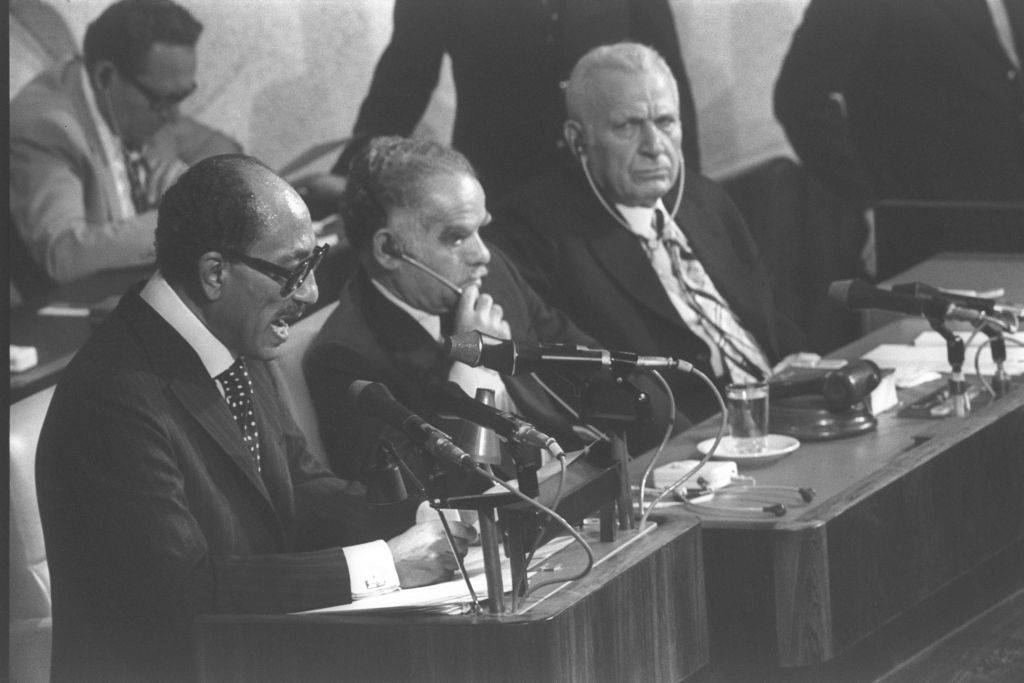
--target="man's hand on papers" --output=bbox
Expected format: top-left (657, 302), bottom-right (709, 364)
top-left (387, 519), bottom-right (478, 588)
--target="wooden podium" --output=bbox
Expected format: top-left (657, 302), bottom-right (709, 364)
top-left (194, 516), bottom-right (708, 682)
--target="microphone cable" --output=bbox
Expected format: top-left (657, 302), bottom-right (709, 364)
top-left (471, 458), bottom-right (595, 612)
top-left (510, 452), bottom-right (568, 613)
top-left (639, 367), bottom-right (726, 530)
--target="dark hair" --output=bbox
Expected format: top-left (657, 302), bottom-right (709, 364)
top-left (342, 136), bottom-right (477, 251)
top-left (83, 0), bottom-right (202, 77)
top-left (156, 155), bottom-right (273, 290)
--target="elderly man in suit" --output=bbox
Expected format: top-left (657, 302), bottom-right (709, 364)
top-left (35, 155), bottom-right (475, 681)
top-left (305, 137), bottom-right (600, 489)
top-left (10, 0), bottom-right (240, 284)
top-left (485, 42), bottom-right (805, 423)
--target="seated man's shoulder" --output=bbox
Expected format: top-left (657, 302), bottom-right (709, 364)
top-left (10, 66), bottom-right (84, 142)
top-left (684, 173), bottom-right (739, 209)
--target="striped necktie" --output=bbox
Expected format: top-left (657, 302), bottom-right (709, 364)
top-left (217, 357), bottom-right (262, 473)
top-left (654, 208), bottom-right (771, 383)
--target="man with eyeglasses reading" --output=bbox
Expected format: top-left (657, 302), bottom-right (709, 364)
top-left (35, 155), bottom-right (476, 681)
top-left (11, 0), bottom-right (241, 285)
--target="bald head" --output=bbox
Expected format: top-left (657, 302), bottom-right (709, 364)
top-left (156, 154), bottom-right (309, 290)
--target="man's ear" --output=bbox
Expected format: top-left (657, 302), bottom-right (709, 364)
top-left (563, 120), bottom-right (586, 160)
top-left (372, 231), bottom-right (404, 270)
top-left (198, 251), bottom-right (227, 300)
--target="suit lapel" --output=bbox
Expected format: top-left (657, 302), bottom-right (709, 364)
top-left (119, 290), bottom-right (275, 506)
top-left (569, 189), bottom-right (687, 330)
top-left (934, 0), bottom-right (1015, 66)
top-left (64, 59), bottom-right (130, 223)
top-left (360, 272), bottom-right (449, 385)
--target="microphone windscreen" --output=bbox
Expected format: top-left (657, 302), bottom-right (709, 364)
top-left (446, 332), bottom-right (483, 366)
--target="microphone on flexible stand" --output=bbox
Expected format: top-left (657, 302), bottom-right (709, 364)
top-left (445, 332), bottom-right (694, 376)
top-left (827, 279), bottom-right (1017, 332)
top-left (430, 380), bottom-right (565, 458)
top-left (348, 380), bottom-right (478, 471)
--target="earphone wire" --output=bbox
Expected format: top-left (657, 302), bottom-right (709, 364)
top-left (579, 150), bottom-right (685, 233)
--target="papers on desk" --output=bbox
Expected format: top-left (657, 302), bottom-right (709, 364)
top-left (300, 536), bottom-right (574, 616)
top-left (862, 331), bottom-right (1024, 387)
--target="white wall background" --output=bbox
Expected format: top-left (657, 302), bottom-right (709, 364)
top-left (11, 0), bottom-right (808, 180)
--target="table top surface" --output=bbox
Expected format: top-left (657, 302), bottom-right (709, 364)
top-left (632, 316), bottom-right (1024, 531)
top-left (863, 252), bottom-right (1024, 332)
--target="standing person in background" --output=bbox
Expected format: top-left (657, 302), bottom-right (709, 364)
top-left (10, 0), bottom-right (241, 284)
top-left (298, 0), bottom-right (700, 212)
top-left (774, 0), bottom-right (1024, 275)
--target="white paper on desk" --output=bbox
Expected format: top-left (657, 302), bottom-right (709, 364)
top-left (912, 330), bottom-right (1024, 347)
top-left (862, 343), bottom-right (1024, 385)
top-left (299, 536), bottom-right (574, 616)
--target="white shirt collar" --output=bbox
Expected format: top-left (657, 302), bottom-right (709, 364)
top-left (615, 199), bottom-right (690, 248)
top-left (140, 272), bottom-right (236, 378)
top-left (616, 201), bottom-right (659, 241)
top-left (371, 278), bottom-right (441, 341)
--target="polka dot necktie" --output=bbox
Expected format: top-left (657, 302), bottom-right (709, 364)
top-left (217, 357), bottom-right (262, 473)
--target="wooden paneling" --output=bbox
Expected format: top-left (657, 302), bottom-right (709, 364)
top-left (195, 516), bottom-right (708, 682)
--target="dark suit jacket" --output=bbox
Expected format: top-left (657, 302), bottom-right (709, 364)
top-left (774, 0), bottom-right (1024, 207)
top-left (305, 247), bottom-right (597, 487)
top-left (36, 287), bottom-right (411, 681)
top-left (485, 165), bottom-right (804, 423)
top-left (333, 0), bottom-right (701, 200)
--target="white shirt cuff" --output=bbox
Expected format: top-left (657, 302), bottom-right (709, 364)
top-left (342, 540), bottom-right (401, 599)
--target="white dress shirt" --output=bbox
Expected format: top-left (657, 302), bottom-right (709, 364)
top-left (80, 66), bottom-right (137, 221)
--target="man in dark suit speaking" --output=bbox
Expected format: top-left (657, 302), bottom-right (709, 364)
top-left (486, 42), bottom-right (805, 423)
top-left (35, 155), bottom-right (475, 681)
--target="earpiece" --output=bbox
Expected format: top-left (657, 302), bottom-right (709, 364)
top-left (381, 235), bottom-right (404, 258)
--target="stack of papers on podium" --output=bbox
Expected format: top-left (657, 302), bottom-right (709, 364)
top-left (299, 536), bottom-right (574, 616)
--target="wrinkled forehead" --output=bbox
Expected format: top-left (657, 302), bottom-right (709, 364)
top-left (574, 66), bottom-right (679, 122)
top-left (399, 171), bottom-right (486, 231)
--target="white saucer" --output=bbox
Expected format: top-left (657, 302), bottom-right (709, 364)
top-left (696, 434), bottom-right (801, 462)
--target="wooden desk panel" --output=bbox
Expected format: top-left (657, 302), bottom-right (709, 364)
top-left (196, 516), bottom-right (708, 682)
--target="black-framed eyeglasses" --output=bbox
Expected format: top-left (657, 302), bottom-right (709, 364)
top-left (119, 68), bottom-right (197, 112)
top-left (222, 243), bottom-right (329, 297)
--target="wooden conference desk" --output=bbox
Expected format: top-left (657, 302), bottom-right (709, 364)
top-left (195, 516), bottom-right (709, 682)
top-left (635, 318), bottom-right (1024, 671)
